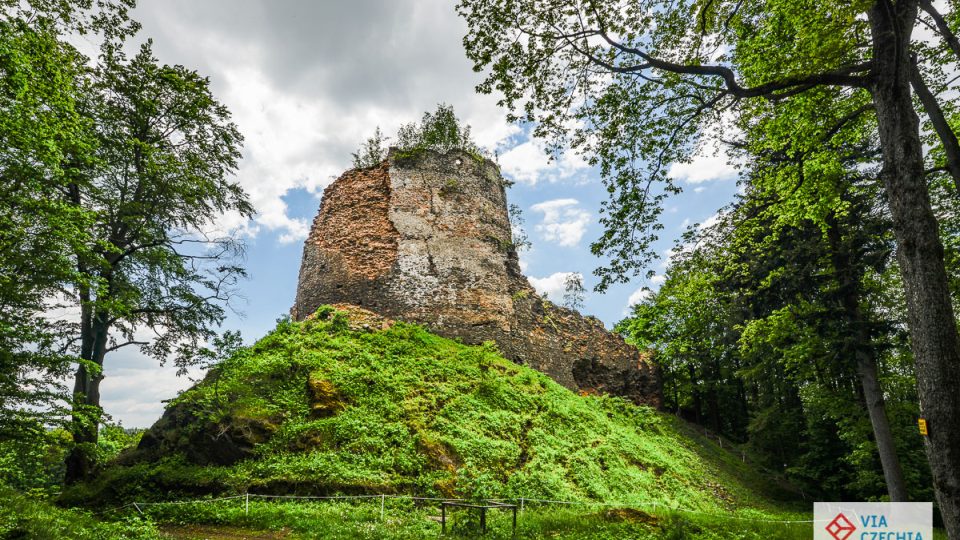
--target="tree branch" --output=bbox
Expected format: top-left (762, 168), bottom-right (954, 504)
top-left (532, 7), bottom-right (870, 100)
top-left (104, 340), bottom-right (149, 353)
top-left (910, 58), bottom-right (960, 194)
top-left (598, 29), bottom-right (871, 98)
top-left (919, 0), bottom-right (960, 61)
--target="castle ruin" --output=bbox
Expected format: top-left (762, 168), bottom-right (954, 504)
top-left (292, 148), bottom-right (661, 407)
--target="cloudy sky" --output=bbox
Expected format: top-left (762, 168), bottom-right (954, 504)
top-left (98, 0), bottom-right (741, 427)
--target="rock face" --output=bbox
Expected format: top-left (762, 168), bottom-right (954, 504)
top-left (293, 148), bottom-right (661, 407)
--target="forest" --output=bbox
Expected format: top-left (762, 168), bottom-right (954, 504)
top-left (2, 0), bottom-right (959, 538)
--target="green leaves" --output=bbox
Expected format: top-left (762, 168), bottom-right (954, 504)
top-left (80, 309), bottom-right (786, 515)
top-left (0, 2), bottom-right (254, 482)
top-left (0, 17), bottom-right (95, 434)
top-left (352, 103), bottom-right (487, 166)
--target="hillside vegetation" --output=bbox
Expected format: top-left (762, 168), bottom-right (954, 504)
top-left (71, 306), bottom-right (795, 519)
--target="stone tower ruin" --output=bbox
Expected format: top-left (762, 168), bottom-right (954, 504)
top-left (293, 148), bottom-right (661, 407)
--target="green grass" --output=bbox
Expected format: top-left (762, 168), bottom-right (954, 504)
top-left (140, 497), bottom-right (813, 539)
top-left (72, 306), bottom-right (799, 518)
top-left (14, 305), bottom-right (951, 538)
top-left (0, 486), bottom-right (161, 539)
top-left (5, 492), bottom-right (949, 539)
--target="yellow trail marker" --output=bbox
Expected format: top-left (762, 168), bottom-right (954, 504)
top-left (918, 418), bottom-right (928, 436)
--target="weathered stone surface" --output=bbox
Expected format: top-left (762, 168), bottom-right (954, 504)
top-left (293, 148), bottom-right (661, 407)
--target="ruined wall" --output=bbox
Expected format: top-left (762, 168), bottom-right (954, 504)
top-left (293, 164), bottom-right (400, 318)
top-left (293, 148), bottom-right (661, 407)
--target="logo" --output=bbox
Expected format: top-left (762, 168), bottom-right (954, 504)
top-left (825, 513), bottom-right (857, 540)
top-left (814, 503), bottom-right (931, 540)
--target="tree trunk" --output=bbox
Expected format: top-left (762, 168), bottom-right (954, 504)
top-left (709, 356), bottom-right (722, 435)
top-left (870, 3), bottom-right (960, 534)
top-left (857, 353), bottom-right (909, 501)
top-left (64, 310), bottom-right (108, 484)
top-left (687, 363), bottom-right (702, 424)
top-left (826, 215), bottom-right (909, 501)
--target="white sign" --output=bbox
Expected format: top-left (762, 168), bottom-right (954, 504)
top-left (814, 502), bottom-right (932, 540)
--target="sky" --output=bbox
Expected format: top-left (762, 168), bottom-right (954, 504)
top-left (96, 0), bottom-right (742, 427)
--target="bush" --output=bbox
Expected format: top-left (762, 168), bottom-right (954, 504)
top-left (352, 104), bottom-right (487, 169)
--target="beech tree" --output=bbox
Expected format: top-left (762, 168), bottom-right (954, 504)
top-left (63, 41), bottom-right (252, 483)
top-left (0, 0), bottom-right (136, 437)
top-left (459, 0), bottom-right (960, 532)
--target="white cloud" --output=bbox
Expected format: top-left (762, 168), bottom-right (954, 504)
top-left (627, 287), bottom-right (651, 307)
top-left (668, 107), bottom-right (741, 185)
top-left (498, 139), bottom-right (588, 185)
top-left (668, 152), bottom-right (738, 184)
top-left (530, 198), bottom-right (591, 247)
top-left (623, 275), bottom-right (664, 314)
top-left (518, 256), bottom-right (530, 273)
top-left (101, 356), bottom-right (203, 427)
top-left (529, 271), bottom-right (579, 303)
top-left (700, 212), bottom-right (722, 230)
top-left (132, 0), bottom-right (520, 246)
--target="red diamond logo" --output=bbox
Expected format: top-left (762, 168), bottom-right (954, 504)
top-left (826, 513), bottom-right (857, 540)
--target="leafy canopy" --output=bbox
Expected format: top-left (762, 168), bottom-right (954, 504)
top-left (0, 0), bottom-right (139, 441)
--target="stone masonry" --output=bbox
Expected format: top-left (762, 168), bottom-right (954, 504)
top-left (292, 148), bottom-right (661, 407)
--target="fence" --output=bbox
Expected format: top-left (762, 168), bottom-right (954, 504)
top-left (103, 492), bottom-right (821, 526)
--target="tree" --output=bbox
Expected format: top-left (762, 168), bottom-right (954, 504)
top-left (352, 104), bottom-right (488, 163)
top-left (563, 273), bottom-right (586, 311)
top-left (508, 203), bottom-right (532, 252)
top-left (736, 84), bottom-right (913, 500)
top-left (395, 103), bottom-right (483, 156)
top-left (621, 184), bottom-right (931, 501)
top-left (62, 40), bottom-right (252, 483)
top-left (459, 1), bottom-right (960, 530)
top-left (351, 126), bottom-right (388, 169)
top-left (0, 0), bottom-right (136, 441)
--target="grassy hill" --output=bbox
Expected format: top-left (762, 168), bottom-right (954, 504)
top-left (70, 305), bottom-right (798, 520)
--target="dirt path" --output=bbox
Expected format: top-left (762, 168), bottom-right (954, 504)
top-left (160, 524), bottom-right (295, 540)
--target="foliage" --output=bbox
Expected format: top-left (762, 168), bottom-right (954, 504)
top-left (58, 34), bottom-right (253, 481)
top-left (562, 273), bottom-right (586, 311)
top-left (0, 12), bottom-right (94, 439)
top-left (0, 421), bottom-right (143, 495)
top-left (76, 307), bottom-right (795, 517)
top-left (0, 0), bottom-right (254, 484)
top-left (0, 486), bottom-right (161, 539)
top-left (137, 498), bottom-right (815, 540)
top-left (618, 182), bottom-right (933, 502)
top-left (456, 0), bottom-right (914, 290)
top-left (74, 39), bottom-right (252, 372)
top-left (395, 103), bottom-right (483, 157)
top-left (352, 104), bottom-right (487, 166)
top-left (0, 426), bottom-right (69, 495)
top-left (351, 126), bottom-right (388, 169)
top-left (96, 423), bottom-right (144, 465)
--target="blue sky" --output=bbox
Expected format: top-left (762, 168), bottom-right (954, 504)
top-left (95, 0), bottom-right (741, 427)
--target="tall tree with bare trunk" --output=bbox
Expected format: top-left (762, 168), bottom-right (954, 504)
top-left (62, 40), bottom-right (252, 483)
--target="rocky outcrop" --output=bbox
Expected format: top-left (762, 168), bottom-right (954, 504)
top-left (293, 148), bottom-right (661, 407)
